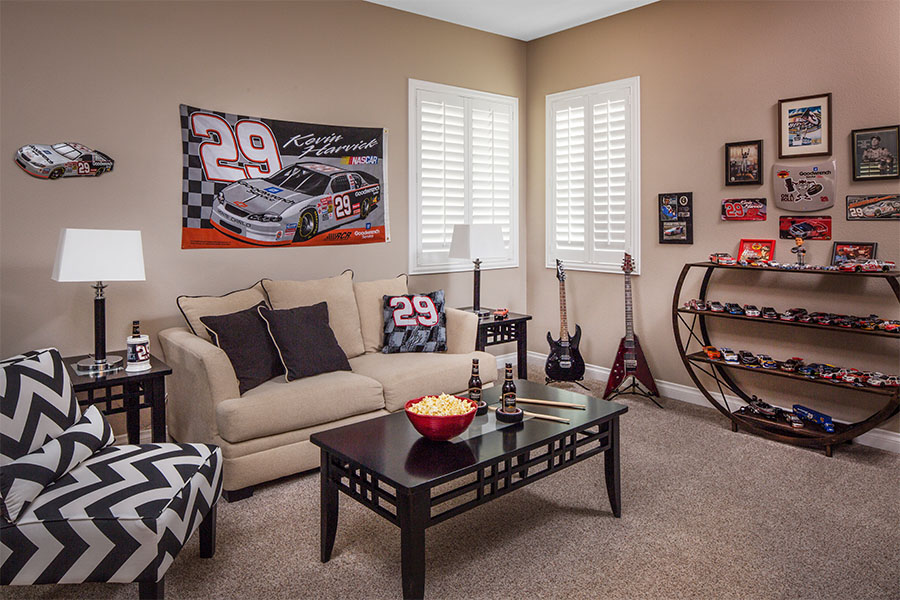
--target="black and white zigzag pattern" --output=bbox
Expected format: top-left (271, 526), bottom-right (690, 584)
top-left (1, 406), bottom-right (114, 522)
top-left (1, 443), bottom-right (222, 585)
top-left (1, 348), bottom-right (80, 466)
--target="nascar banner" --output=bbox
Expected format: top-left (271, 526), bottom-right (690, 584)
top-left (180, 104), bottom-right (389, 249)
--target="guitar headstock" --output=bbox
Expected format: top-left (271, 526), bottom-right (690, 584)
top-left (556, 259), bottom-right (567, 282)
top-left (622, 253), bottom-right (634, 274)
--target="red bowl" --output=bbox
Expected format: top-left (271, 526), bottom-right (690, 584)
top-left (404, 396), bottom-right (477, 441)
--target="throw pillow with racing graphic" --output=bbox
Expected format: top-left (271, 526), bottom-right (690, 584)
top-left (382, 291), bottom-right (447, 353)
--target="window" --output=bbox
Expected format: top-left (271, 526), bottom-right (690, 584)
top-left (409, 79), bottom-right (519, 274)
top-left (546, 77), bottom-right (641, 274)
top-left (331, 175), bottom-right (350, 193)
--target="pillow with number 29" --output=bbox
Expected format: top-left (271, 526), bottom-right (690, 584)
top-left (382, 290), bottom-right (447, 353)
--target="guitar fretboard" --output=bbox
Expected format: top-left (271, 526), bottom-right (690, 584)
top-left (559, 278), bottom-right (569, 342)
top-left (624, 271), bottom-right (635, 359)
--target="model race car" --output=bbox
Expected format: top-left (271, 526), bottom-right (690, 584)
top-left (15, 142), bottom-right (114, 179)
top-left (685, 299), bottom-right (709, 311)
top-left (709, 301), bottom-right (726, 312)
top-left (793, 404), bottom-right (835, 433)
top-left (210, 161), bottom-right (380, 245)
top-left (738, 350), bottom-right (759, 366)
top-left (743, 305), bottom-right (761, 317)
top-left (725, 303), bottom-right (744, 315)
top-left (779, 357), bottom-right (803, 372)
top-left (779, 307), bottom-right (808, 321)
top-left (703, 346), bottom-right (722, 360)
top-left (761, 306), bottom-right (778, 319)
top-left (709, 253), bottom-right (737, 265)
top-left (839, 259), bottom-right (896, 272)
top-left (757, 354), bottom-right (777, 369)
top-left (721, 348), bottom-right (739, 362)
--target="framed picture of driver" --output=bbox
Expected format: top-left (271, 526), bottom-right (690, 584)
top-left (852, 125), bottom-right (899, 181)
top-left (778, 93), bottom-right (832, 158)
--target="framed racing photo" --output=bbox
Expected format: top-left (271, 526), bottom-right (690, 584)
top-left (778, 93), bottom-right (832, 158)
top-left (831, 241), bottom-right (877, 266)
top-left (851, 125), bottom-right (899, 181)
top-left (737, 239), bottom-right (775, 263)
top-left (725, 140), bottom-right (762, 185)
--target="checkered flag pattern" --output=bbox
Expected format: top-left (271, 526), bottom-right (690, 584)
top-left (1, 349), bottom-right (81, 466)
top-left (382, 290), bottom-right (447, 353)
top-left (180, 104), bottom-right (233, 230)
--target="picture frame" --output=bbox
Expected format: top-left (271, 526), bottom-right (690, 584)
top-left (737, 239), bottom-right (776, 263)
top-left (778, 93), bottom-right (832, 158)
top-left (830, 241), bottom-right (877, 265)
top-left (851, 125), bottom-right (899, 181)
top-left (725, 140), bottom-right (763, 185)
top-left (658, 192), bottom-right (693, 244)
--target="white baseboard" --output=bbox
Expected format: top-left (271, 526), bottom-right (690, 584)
top-left (493, 350), bottom-right (900, 454)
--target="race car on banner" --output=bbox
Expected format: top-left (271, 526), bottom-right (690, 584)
top-left (180, 104), bottom-right (389, 249)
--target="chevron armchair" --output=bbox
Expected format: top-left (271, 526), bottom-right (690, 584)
top-left (1, 348), bottom-right (223, 599)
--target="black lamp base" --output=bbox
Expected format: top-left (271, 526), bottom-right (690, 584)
top-left (74, 355), bottom-right (123, 375)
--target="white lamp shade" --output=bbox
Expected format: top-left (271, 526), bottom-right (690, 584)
top-left (448, 224), bottom-right (506, 260)
top-left (51, 229), bottom-right (146, 282)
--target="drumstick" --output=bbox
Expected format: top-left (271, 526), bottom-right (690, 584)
top-left (516, 398), bottom-right (586, 410)
top-left (489, 405), bottom-right (570, 424)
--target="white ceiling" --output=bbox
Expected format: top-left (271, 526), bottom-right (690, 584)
top-left (363, 0), bottom-right (659, 41)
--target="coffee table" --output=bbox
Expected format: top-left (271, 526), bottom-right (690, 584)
top-left (310, 380), bottom-right (628, 599)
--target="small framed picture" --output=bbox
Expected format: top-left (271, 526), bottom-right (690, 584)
top-left (851, 125), bottom-right (899, 180)
top-left (778, 93), bottom-right (832, 158)
top-left (725, 140), bottom-right (763, 185)
top-left (831, 241), bottom-right (878, 265)
top-left (737, 239), bottom-right (776, 263)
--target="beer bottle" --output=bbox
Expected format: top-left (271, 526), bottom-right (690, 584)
top-left (468, 359), bottom-right (482, 403)
top-left (501, 363), bottom-right (516, 413)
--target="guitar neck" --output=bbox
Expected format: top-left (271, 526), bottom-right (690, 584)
top-left (624, 272), bottom-right (634, 345)
top-left (559, 278), bottom-right (569, 341)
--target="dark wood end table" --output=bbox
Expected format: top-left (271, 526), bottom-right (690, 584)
top-left (311, 381), bottom-right (627, 599)
top-left (459, 307), bottom-right (532, 379)
top-left (63, 350), bottom-right (171, 444)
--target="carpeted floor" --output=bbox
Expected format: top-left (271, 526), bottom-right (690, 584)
top-left (8, 370), bottom-right (899, 600)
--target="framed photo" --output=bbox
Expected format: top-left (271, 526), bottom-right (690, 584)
top-left (725, 140), bottom-right (763, 185)
top-left (851, 125), bottom-right (899, 180)
top-left (658, 193), bottom-right (693, 244)
top-left (737, 239), bottom-right (775, 263)
top-left (778, 93), bottom-right (832, 158)
top-left (831, 241), bottom-right (877, 265)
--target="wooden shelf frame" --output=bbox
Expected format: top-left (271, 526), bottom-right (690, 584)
top-left (672, 262), bottom-right (900, 457)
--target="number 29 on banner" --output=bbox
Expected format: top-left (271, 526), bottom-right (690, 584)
top-left (189, 112), bottom-right (283, 183)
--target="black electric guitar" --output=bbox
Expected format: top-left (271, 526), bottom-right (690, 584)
top-left (545, 260), bottom-right (586, 383)
top-left (603, 253), bottom-right (661, 405)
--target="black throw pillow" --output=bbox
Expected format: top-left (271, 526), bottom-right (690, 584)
top-left (257, 302), bottom-right (351, 381)
top-left (200, 301), bottom-right (284, 395)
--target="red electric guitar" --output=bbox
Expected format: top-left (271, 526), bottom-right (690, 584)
top-left (603, 253), bottom-right (661, 406)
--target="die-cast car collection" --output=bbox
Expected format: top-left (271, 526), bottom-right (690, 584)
top-left (683, 298), bottom-right (898, 332)
top-left (737, 397), bottom-right (835, 432)
top-left (209, 161), bottom-right (381, 245)
top-left (15, 142), bottom-right (114, 179)
top-left (708, 252), bottom-right (895, 272)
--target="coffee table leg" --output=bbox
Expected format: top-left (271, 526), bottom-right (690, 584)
top-left (398, 489), bottom-right (428, 599)
top-left (604, 417), bottom-right (621, 518)
top-left (320, 449), bottom-right (339, 562)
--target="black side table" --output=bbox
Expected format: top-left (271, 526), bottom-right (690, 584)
top-left (460, 307), bottom-right (532, 379)
top-left (63, 350), bottom-right (171, 444)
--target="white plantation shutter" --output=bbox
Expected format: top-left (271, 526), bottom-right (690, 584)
top-left (410, 80), bottom-right (518, 274)
top-left (546, 77), bottom-right (641, 274)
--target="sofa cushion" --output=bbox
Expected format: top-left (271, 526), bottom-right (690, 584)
top-left (382, 290), bottom-right (447, 353)
top-left (1, 443), bottom-right (222, 586)
top-left (354, 275), bottom-right (408, 353)
top-left (262, 271), bottom-right (365, 358)
top-left (349, 351), bottom-right (495, 412)
top-left (177, 280), bottom-right (269, 342)
top-left (1, 348), bottom-right (81, 466)
top-left (258, 303), bottom-right (351, 381)
top-left (1, 406), bottom-right (114, 523)
top-left (215, 370), bottom-right (384, 443)
top-left (200, 301), bottom-right (284, 395)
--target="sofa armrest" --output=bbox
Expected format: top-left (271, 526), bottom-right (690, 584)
top-left (158, 327), bottom-right (241, 444)
top-left (446, 308), bottom-right (478, 354)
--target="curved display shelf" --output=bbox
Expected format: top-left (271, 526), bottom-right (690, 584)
top-left (672, 262), bottom-right (900, 457)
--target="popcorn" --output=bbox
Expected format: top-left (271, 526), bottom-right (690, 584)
top-left (408, 393), bottom-right (474, 416)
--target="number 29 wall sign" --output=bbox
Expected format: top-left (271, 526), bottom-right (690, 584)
top-left (180, 104), bottom-right (389, 249)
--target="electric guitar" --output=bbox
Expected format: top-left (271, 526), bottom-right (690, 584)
top-left (603, 253), bottom-right (660, 399)
top-left (545, 260), bottom-right (586, 382)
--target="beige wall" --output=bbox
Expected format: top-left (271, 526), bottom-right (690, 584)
top-left (0, 0), bottom-right (527, 357)
top-left (526, 0), bottom-right (900, 430)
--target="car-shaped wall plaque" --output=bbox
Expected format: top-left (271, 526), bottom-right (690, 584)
top-left (15, 142), bottom-right (114, 179)
top-left (210, 161), bottom-right (381, 245)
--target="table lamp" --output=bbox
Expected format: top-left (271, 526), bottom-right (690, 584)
top-left (52, 229), bottom-right (146, 375)
top-left (448, 224), bottom-right (506, 316)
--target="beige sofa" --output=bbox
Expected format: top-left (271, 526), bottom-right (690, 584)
top-left (158, 272), bottom-right (496, 500)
